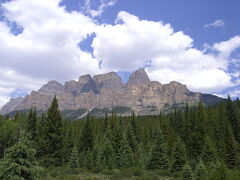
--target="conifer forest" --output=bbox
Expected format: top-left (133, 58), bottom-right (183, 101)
top-left (1, 96), bottom-right (240, 179)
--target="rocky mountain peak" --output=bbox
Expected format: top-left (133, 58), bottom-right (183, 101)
top-left (168, 81), bottom-right (188, 91)
top-left (0, 97), bottom-right (24, 115)
top-left (127, 68), bottom-right (150, 86)
top-left (93, 72), bottom-right (123, 89)
top-left (0, 69), bottom-right (224, 115)
top-left (78, 74), bottom-right (92, 85)
top-left (78, 74), bottom-right (99, 94)
top-left (39, 80), bottom-right (64, 95)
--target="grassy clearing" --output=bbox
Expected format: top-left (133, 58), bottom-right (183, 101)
top-left (40, 167), bottom-right (176, 180)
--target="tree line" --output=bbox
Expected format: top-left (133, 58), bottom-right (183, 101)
top-left (0, 96), bottom-right (240, 179)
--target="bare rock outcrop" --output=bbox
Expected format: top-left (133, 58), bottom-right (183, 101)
top-left (0, 69), bottom-right (223, 115)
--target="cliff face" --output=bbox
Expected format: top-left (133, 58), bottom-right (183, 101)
top-left (0, 69), bottom-right (223, 115)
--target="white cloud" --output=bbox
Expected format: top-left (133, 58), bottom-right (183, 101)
top-left (82, 0), bottom-right (117, 17)
top-left (0, 0), bottom-right (102, 107)
top-left (204, 19), bottom-right (225, 28)
top-left (0, 1), bottom-right (239, 108)
top-left (93, 11), bottom-right (236, 93)
top-left (213, 36), bottom-right (240, 58)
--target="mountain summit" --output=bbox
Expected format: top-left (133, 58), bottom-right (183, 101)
top-left (0, 69), bottom-right (223, 115)
top-left (127, 68), bottom-right (150, 86)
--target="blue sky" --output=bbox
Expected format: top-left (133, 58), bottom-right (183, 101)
top-left (0, 0), bottom-right (239, 107)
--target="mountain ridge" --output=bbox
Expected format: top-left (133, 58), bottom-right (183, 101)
top-left (0, 69), bottom-right (224, 115)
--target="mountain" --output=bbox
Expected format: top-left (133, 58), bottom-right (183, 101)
top-left (0, 69), bottom-right (224, 116)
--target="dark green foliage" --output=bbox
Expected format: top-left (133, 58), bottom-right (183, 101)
top-left (224, 121), bottom-right (238, 169)
top-left (78, 113), bottom-right (93, 152)
top-left (182, 163), bottom-right (193, 180)
top-left (226, 96), bottom-right (240, 143)
top-left (171, 136), bottom-right (187, 172)
top-left (201, 136), bottom-right (218, 166)
top-left (147, 128), bottom-right (169, 170)
top-left (191, 102), bottom-right (206, 158)
top-left (62, 126), bottom-right (74, 164)
top-left (69, 146), bottom-right (79, 168)
top-left (1, 97), bottom-right (240, 179)
top-left (126, 124), bottom-right (138, 153)
top-left (119, 132), bottom-right (134, 168)
top-left (0, 133), bottom-right (43, 180)
top-left (195, 160), bottom-right (206, 180)
top-left (101, 134), bottom-right (115, 169)
top-left (27, 107), bottom-right (37, 140)
top-left (41, 96), bottom-right (63, 166)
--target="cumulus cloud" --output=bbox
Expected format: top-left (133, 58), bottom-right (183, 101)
top-left (213, 36), bottom-right (240, 58)
top-left (0, 1), bottom-right (239, 108)
top-left (82, 0), bottom-right (117, 17)
top-left (204, 19), bottom-right (225, 28)
top-left (0, 0), bottom-right (102, 107)
top-left (93, 11), bottom-right (237, 93)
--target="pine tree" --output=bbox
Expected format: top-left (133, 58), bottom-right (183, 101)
top-left (62, 127), bottom-right (74, 164)
top-left (171, 136), bottom-right (187, 172)
top-left (102, 113), bottom-right (108, 133)
top-left (78, 113), bottom-right (93, 152)
top-left (147, 128), bottom-right (169, 170)
top-left (42, 96), bottom-right (63, 166)
top-left (119, 131), bottom-right (134, 168)
top-left (69, 146), bottom-right (79, 168)
top-left (35, 113), bottom-right (46, 160)
top-left (101, 134), bottom-right (115, 169)
top-left (182, 163), bottom-right (193, 180)
top-left (226, 95), bottom-right (240, 143)
top-left (195, 160), bottom-right (206, 180)
top-left (224, 121), bottom-right (238, 169)
top-left (191, 102), bottom-right (206, 158)
top-left (209, 162), bottom-right (228, 180)
top-left (201, 136), bottom-right (218, 166)
top-left (84, 149), bottom-right (93, 170)
top-left (0, 133), bottom-right (43, 180)
top-left (131, 111), bottom-right (139, 141)
top-left (236, 98), bottom-right (240, 109)
top-left (126, 124), bottom-right (138, 153)
top-left (27, 107), bottom-right (37, 140)
top-left (91, 142), bottom-right (103, 170)
top-left (112, 121), bottom-right (124, 167)
top-left (136, 143), bottom-right (146, 169)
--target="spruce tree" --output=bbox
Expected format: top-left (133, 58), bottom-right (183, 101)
top-left (78, 113), bottom-right (93, 152)
top-left (171, 136), bottom-right (187, 172)
top-left (112, 122), bottom-right (124, 167)
top-left (182, 163), bottom-right (193, 180)
top-left (119, 132), bottom-right (134, 168)
top-left (195, 160), bottom-right (206, 180)
top-left (226, 95), bottom-right (240, 143)
top-left (224, 121), bottom-right (238, 169)
top-left (69, 146), bottom-right (79, 168)
top-left (62, 127), bottom-right (74, 164)
top-left (101, 134), bottom-right (115, 169)
top-left (136, 143), bottom-right (146, 169)
top-left (84, 149), bottom-right (93, 170)
top-left (201, 136), bottom-right (218, 166)
top-left (236, 98), bottom-right (240, 109)
top-left (27, 107), bottom-right (37, 140)
top-left (147, 128), bottom-right (169, 170)
top-left (42, 96), bottom-right (63, 166)
top-left (126, 124), bottom-right (138, 153)
top-left (0, 133), bottom-right (43, 180)
top-left (102, 113), bottom-right (108, 133)
top-left (92, 142), bottom-right (103, 170)
top-left (191, 102), bottom-right (206, 158)
top-left (131, 111), bottom-right (139, 141)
